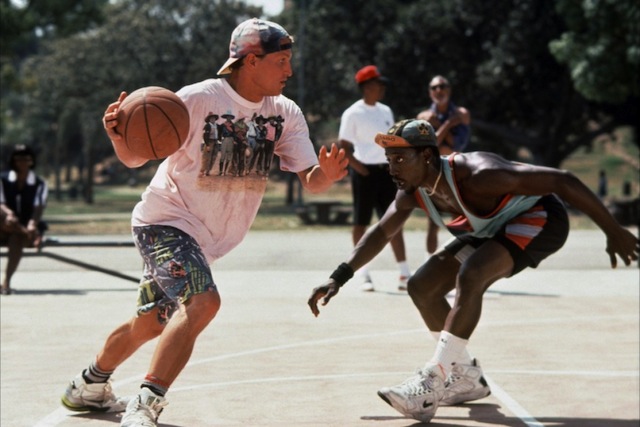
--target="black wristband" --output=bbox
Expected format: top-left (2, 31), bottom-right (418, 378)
top-left (329, 262), bottom-right (354, 287)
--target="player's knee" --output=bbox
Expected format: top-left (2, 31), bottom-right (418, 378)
top-left (407, 274), bottom-right (446, 301)
top-left (456, 265), bottom-right (488, 296)
top-left (186, 290), bottom-right (221, 326)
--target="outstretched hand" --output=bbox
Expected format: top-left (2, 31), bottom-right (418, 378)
top-left (605, 226), bottom-right (639, 268)
top-left (318, 143), bottom-right (348, 182)
top-left (307, 279), bottom-right (342, 317)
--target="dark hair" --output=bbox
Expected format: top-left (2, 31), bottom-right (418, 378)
top-left (9, 144), bottom-right (36, 170)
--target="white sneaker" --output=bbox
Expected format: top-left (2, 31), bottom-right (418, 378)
top-left (441, 359), bottom-right (491, 405)
top-left (398, 276), bottom-right (409, 291)
top-left (121, 387), bottom-right (167, 427)
top-left (61, 373), bottom-right (130, 412)
top-left (377, 364), bottom-right (445, 423)
top-left (359, 277), bottom-right (374, 292)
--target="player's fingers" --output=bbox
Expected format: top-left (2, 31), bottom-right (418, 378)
top-left (104, 92), bottom-right (127, 117)
top-left (307, 292), bottom-right (324, 317)
top-left (308, 303), bottom-right (319, 317)
top-left (607, 248), bottom-right (617, 269)
top-left (328, 143), bottom-right (342, 160)
top-left (318, 144), bottom-right (328, 158)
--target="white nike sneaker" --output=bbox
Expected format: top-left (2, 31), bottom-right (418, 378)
top-left (61, 373), bottom-right (130, 412)
top-left (441, 358), bottom-right (491, 405)
top-left (121, 387), bottom-right (167, 427)
top-left (377, 364), bottom-right (445, 423)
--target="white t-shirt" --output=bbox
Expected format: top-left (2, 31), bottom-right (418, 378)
top-left (338, 99), bottom-right (394, 165)
top-left (132, 78), bottom-right (318, 263)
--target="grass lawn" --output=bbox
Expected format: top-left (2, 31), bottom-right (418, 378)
top-left (44, 128), bottom-right (638, 235)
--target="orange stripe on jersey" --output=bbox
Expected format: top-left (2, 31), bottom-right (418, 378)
top-left (505, 206), bottom-right (548, 249)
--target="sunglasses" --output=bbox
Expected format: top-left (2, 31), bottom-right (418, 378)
top-left (429, 83), bottom-right (449, 91)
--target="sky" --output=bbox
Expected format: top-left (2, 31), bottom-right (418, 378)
top-left (11, 0), bottom-right (285, 16)
top-left (243, 0), bottom-right (284, 16)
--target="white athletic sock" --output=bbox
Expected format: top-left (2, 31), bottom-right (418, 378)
top-left (398, 261), bottom-right (411, 278)
top-left (430, 329), bottom-right (472, 364)
top-left (428, 331), bottom-right (468, 377)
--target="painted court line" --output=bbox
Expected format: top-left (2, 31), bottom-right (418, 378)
top-left (485, 374), bottom-right (544, 427)
top-left (35, 315), bottom-right (636, 426)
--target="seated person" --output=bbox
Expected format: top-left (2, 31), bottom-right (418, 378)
top-left (1, 144), bottom-right (49, 295)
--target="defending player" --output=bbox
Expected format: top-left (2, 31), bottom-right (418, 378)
top-left (308, 119), bottom-right (639, 423)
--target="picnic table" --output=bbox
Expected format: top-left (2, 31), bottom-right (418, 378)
top-left (295, 199), bottom-right (352, 225)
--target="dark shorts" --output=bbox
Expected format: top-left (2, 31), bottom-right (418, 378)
top-left (132, 225), bottom-right (217, 324)
top-left (350, 164), bottom-right (397, 226)
top-left (445, 194), bottom-right (569, 276)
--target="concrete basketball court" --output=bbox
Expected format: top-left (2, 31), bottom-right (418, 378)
top-left (1, 228), bottom-right (638, 427)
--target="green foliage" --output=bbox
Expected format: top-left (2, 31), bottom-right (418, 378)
top-left (1, 0), bottom-right (638, 193)
top-left (550, 0), bottom-right (640, 104)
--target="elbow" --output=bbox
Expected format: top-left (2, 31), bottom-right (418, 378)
top-left (554, 170), bottom-right (585, 198)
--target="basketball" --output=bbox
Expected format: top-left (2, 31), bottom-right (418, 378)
top-left (116, 86), bottom-right (190, 160)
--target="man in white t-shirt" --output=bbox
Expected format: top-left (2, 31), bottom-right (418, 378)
top-left (60, 18), bottom-right (348, 427)
top-left (339, 65), bottom-right (411, 292)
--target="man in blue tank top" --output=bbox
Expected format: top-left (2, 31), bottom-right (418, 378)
top-left (417, 75), bottom-right (471, 257)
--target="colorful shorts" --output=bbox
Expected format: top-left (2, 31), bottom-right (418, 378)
top-left (132, 225), bottom-right (217, 324)
top-left (445, 194), bottom-right (569, 276)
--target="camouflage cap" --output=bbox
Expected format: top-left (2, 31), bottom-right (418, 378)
top-left (375, 119), bottom-right (437, 148)
top-left (217, 18), bottom-right (293, 75)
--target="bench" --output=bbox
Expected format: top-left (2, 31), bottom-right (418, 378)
top-left (0, 237), bottom-right (139, 283)
top-left (608, 197), bottom-right (639, 227)
top-left (295, 200), bottom-right (352, 225)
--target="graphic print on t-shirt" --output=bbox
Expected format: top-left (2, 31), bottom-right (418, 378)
top-left (197, 111), bottom-right (284, 193)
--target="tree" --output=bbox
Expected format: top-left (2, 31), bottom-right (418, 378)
top-left (549, 0), bottom-right (640, 153)
top-left (18, 0), bottom-right (262, 201)
top-left (282, 0), bottom-right (637, 167)
top-left (1, 0), bottom-right (109, 203)
top-left (3, 0), bottom-right (637, 200)
top-left (550, 0), bottom-right (640, 104)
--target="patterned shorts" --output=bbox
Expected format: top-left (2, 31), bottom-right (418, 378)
top-left (132, 225), bottom-right (217, 324)
top-left (445, 194), bottom-right (569, 276)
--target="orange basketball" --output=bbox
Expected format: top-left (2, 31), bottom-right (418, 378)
top-left (116, 86), bottom-right (190, 160)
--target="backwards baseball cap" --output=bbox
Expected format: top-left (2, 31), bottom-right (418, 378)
top-left (355, 65), bottom-right (388, 85)
top-left (375, 119), bottom-right (437, 148)
top-left (217, 18), bottom-right (293, 75)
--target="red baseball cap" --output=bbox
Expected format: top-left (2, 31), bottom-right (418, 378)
top-left (355, 65), bottom-right (388, 84)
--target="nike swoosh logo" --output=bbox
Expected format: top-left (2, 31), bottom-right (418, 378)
top-left (423, 401), bottom-right (433, 409)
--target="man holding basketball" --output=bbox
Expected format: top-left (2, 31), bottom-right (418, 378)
top-left (61, 18), bottom-right (348, 427)
top-left (307, 119), bottom-right (639, 423)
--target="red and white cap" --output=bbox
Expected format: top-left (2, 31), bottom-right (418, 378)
top-left (217, 18), bottom-right (293, 75)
